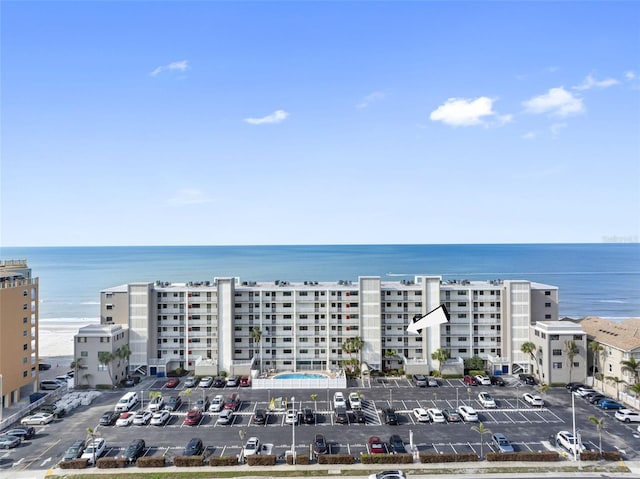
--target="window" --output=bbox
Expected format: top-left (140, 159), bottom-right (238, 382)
top-left (545, 302), bottom-right (551, 307)
top-left (573, 335), bottom-right (583, 340)
top-left (552, 349), bottom-right (562, 356)
top-left (458, 302), bottom-right (467, 307)
top-left (549, 334), bottom-right (559, 340)
top-left (545, 291), bottom-right (551, 296)
top-left (81, 351), bottom-right (88, 357)
top-left (23, 330), bottom-right (27, 337)
top-left (573, 362), bottom-right (580, 368)
top-left (552, 362), bottom-right (563, 369)
top-left (23, 344), bottom-right (28, 350)
top-left (106, 304), bottom-right (113, 310)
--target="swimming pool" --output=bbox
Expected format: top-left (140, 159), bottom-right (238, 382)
top-left (273, 372), bottom-right (328, 380)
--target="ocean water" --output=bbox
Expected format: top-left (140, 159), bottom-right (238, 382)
top-left (1, 244), bottom-right (638, 322)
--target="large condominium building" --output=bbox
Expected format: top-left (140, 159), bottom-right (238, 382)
top-left (0, 260), bottom-right (39, 408)
top-left (99, 275), bottom-right (558, 378)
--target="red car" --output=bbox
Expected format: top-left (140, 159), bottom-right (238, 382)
top-left (239, 376), bottom-right (251, 387)
top-left (368, 436), bottom-right (386, 454)
top-left (463, 375), bottom-right (478, 386)
top-left (183, 409), bottom-right (202, 426)
top-left (165, 377), bottom-right (179, 388)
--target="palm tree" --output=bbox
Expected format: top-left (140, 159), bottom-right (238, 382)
top-left (341, 336), bottom-right (364, 374)
top-left (564, 340), bottom-right (579, 384)
top-left (470, 422), bottom-right (492, 459)
top-left (98, 351), bottom-right (115, 387)
top-left (589, 341), bottom-right (603, 376)
top-left (431, 348), bottom-right (448, 375)
top-left (116, 344), bottom-right (132, 377)
top-left (250, 327), bottom-right (263, 373)
top-left (520, 342), bottom-right (536, 373)
top-left (605, 376), bottom-right (624, 400)
top-left (629, 382), bottom-right (640, 399)
top-left (588, 415), bottom-right (605, 457)
top-left (621, 357), bottom-right (640, 384)
top-left (86, 427), bottom-right (96, 465)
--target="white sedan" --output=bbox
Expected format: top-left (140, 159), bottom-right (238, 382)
top-left (349, 392), bottom-right (362, 409)
top-left (457, 405), bottom-right (479, 422)
top-left (199, 376), bottom-right (214, 388)
top-left (412, 407), bottom-right (430, 423)
top-left (116, 412), bottom-right (135, 427)
top-left (81, 438), bottom-right (106, 465)
top-left (475, 375), bottom-right (491, 385)
top-left (478, 392), bottom-right (496, 408)
top-left (523, 393), bottom-right (544, 407)
top-left (427, 408), bottom-right (446, 423)
top-left (20, 413), bottom-right (54, 425)
top-left (133, 410), bottom-right (153, 425)
top-left (285, 409), bottom-right (299, 425)
top-left (150, 410), bottom-right (171, 426)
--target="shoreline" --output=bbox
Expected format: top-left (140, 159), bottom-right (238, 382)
top-left (38, 319), bottom-right (99, 358)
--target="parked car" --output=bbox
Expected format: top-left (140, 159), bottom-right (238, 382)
top-left (334, 407), bottom-right (349, 424)
top-left (5, 427), bottom-right (35, 440)
top-left (285, 409), bottom-right (299, 425)
top-left (442, 409), bottom-right (462, 422)
top-left (213, 376), bottom-right (226, 388)
top-left (389, 434), bottom-right (406, 454)
top-left (575, 387), bottom-right (597, 397)
top-left (0, 435), bottom-right (21, 449)
top-left (243, 437), bottom-right (261, 456)
top-left (133, 410), bottom-right (153, 426)
top-left (61, 439), bottom-right (85, 461)
top-left (583, 391), bottom-right (604, 402)
top-left (478, 392), bottom-right (496, 408)
top-left (475, 375), bottom-right (491, 385)
top-left (457, 405), bottom-right (478, 422)
top-left (224, 393), bottom-right (240, 411)
top-left (21, 413), bottom-right (54, 425)
top-left (383, 407), bottom-right (398, 425)
top-left (226, 376), bottom-right (239, 387)
top-left (368, 471), bottom-right (406, 479)
top-left (217, 409), bottom-right (234, 425)
top-left (195, 397), bottom-right (210, 411)
top-left (413, 407), bottom-right (430, 423)
top-left (523, 393), bottom-right (544, 407)
top-left (598, 398), bottom-right (624, 410)
top-left (148, 395), bottom-right (165, 411)
top-left (349, 392), bottom-right (362, 409)
top-left (587, 394), bottom-right (607, 404)
top-left (555, 430), bottom-right (585, 455)
top-left (209, 394), bottom-right (225, 412)
top-left (492, 433), bottom-right (514, 453)
top-left (81, 438), bottom-right (106, 465)
top-left (302, 408), bottom-right (315, 424)
top-left (239, 375), bottom-right (251, 387)
top-left (199, 376), bottom-right (213, 388)
top-left (615, 409), bottom-right (640, 423)
top-left (184, 409), bottom-right (203, 426)
top-left (116, 412), bottom-right (135, 427)
top-left (463, 375), bottom-right (478, 386)
top-left (427, 408), bottom-right (446, 423)
top-left (368, 436), bottom-right (386, 454)
top-left (313, 433), bottom-right (327, 456)
top-left (518, 374), bottom-right (537, 385)
top-left (165, 396), bottom-right (182, 412)
top-left (565, 382), bottom-right (584, 391)
top-left (333, 392), bottom-right (347, 409)
top-left (253, 409), bottom-right (267, 425)
top-left (426, 376), bottom-right (439, 387)
top-left (165, 377), bottom-right (179, 388)
top-left (150, 410), bottom-right (171, 426)
top-left (37, 403), bottom-right (65, 418)
top-left (354, 409), bottom-right (366, 423)
top-left (413, 374), bottom-right (427, 387)
top-left (99, 410), bottom-right (120, 426)
top-left (184, 376), bottom-right (199, 388)
top-left (182, 438), bottom-right (204, 456)
top-left (38, 362), bottom-right (52, 370)
top-left (122, 439), bottom-right (145, 463)
top-left (490, 375), bottom-right (506, 386)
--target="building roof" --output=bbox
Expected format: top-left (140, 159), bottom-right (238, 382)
top-left (534, 321), bottom-right (584, 335)
top-left (578, 316), bottom-right (640, 352)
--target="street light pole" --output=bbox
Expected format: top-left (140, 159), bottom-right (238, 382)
top-left (291, 396), bottom-right (296, 464)
top-left (0, 374), bottom-right (3, 424)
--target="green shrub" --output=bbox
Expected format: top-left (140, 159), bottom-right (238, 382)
top-left (486, 451), bottom-right (560, 462)
top-left (580, 451), bottom-right (600, 461)
top-left (361, 453), bottom-right (413, 464)
top-left (136, 456), bottom-right (166, 468)
top-left (286, 454), bottom-right (310, 465)
top-left (602, 451), bottom-right (622, 461)
top-left (247, 454), bottom-right (276, 466)
top-left (173, 455), bottom-right (204, 467)
top-left (317, 454), bottom-right (355, 465)
top-left (96, 457), bottom-right (128, 469)
top-left (209, 456), bottom-right (239, 466)
top-left (58, 458), bottom-right (88, 469)
top-left (441, 374), bottom-right (463, 379)
top-left (420, 452), bottom-right (478, 463)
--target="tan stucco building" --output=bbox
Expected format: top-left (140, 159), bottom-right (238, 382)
top-left (0, 260), bottom-right (39, 408)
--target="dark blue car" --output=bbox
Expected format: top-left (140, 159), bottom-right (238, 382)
top-left (598, 398), bottom-right (623, 410)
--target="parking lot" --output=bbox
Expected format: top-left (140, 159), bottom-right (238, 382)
top-left (2, 374), bottom-right (640, 472)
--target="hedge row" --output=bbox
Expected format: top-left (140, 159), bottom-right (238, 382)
top-left (361, 453), bottom-right (413, 464)
top-left (58, 458), bottom-right (88, 469)
top-left (486, 451), bottom-right (560, 462)
top-left (420, 452), bottom-right (478, 463)
top-left (317, 454), bottom-right (356, 465)
top-left (209, 456), bottom-right (239, 466)
top-left (286, 454), bottom-right (310, 465)
top-left (581, 451), bottom-right (622, 461)
top-left (96, 457), bottom-right (129, 468)
top-left (173, 455), bottom-right (204, 467)
top-left (136, 456), bottom-right (166, 468)
top-left (247, 454), bottom-right (277, 466)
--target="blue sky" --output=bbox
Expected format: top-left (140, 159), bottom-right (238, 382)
top-left (1, 1), bottom-right (639, 247)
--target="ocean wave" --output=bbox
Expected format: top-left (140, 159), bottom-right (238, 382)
top-left (80, 301), bottom-right (100, 305)
top-left (39, 317), bottom-right (100, 323)
top-left (596, 299), bottom-right (628, 304)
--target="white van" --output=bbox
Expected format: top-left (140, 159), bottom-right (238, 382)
top-left (114, 392), bottom-right (139, 412)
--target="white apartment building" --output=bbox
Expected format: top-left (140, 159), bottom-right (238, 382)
top-left (99, 275), bottom-right (558, 377)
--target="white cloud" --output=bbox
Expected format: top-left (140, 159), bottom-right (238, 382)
top-left (429, 96), bottom-right (499, 127)
top-left (550, 122), bottom-right (568, 138)
top-left (522, 131), bottom-right (537, 140)
top-left (574, 74), bottom-right (619, 91)
top-left (357, 91), bottom-right (385, 109)
top-left (150, 60), bottom-right (189, 77)
top-left (167, 188), bottom-right (212, 206)
top-left (243, 110), bottom-right (289, 125)
top-left (522, 87), bottom-right (585, 117)
top-left (625, 71), bottom-right (636, 80)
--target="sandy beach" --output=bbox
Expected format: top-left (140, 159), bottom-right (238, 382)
top-left (38, 320), bottom-right (98, 359)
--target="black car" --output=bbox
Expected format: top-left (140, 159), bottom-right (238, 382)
top-left (302, 408), bottom-right (315, 424)
top-left (253, 409), bottom-right (267, 425)
top-left (165, 396), bottom-right (182, 412)
top-left (312, 433), bottom-right (328, 456)
top-left (120, 377), bottom-right (135, 387)
top-left (38, 362), bottom-right (52, 371)
top-left (334, 406), bottom-right (349, 424)
top-left (442, 409), bottom-right (462, 422)
top-left (38, 404), bottom-right (65, 418)
top-left (565, 382), bottom-right (584, 390)
top-left (99, 410), bottom-right (120, 426)
top-left (61, 439), bottom-right (85, 462)
top-left (123, 439), bottom-right (145, 463)
top-left (213, 376), bottom-right (226, 388)
top-left (353, 409), bottom-right (366, 423)
top-left (389, 434), bottom-right (406, 454)
top-left (5, 427), bottom-right (35, 440)
top-left (568, 383), bottom-right (586, 392)
top-left (182, 437), bottom-right (204, 456)
top-left (383, 407), bottom-right (398, 425)
top-left (490, 375), bottom-right (505, 386)
top-left (588, 394), bottom-right (608, 404)
top-left (518, 374), bottom-right (537, 385)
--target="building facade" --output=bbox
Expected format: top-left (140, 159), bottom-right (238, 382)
top-left (73, 324), bottom-right (129, 388)
top-left (530, 321), bottom-right (587, 385)
top-left (0, 260), bottom-right (39, 407)
top-left (99, 275), bottom-right (558, 377)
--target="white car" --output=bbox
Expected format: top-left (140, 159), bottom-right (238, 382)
top-left (368, 471), bottom-right (407, 479)
top-left (478, 392), bottom-right (496, 408)
top-left (20, 413), bottom-right (54, 425)
top-left (575, 387), bottom-right (597, 397)
top-left (523, 393), bottom-right (544, 407)
top-left (217, 408), bottom-right (234, 425)
top-left (81, 438), bottom-right (106, 465)
top-left (226, 376), bottom-right (239, 387)
top-left (243, 436), bottom-right (261, 456)
top-left (426, 376), bottom-right (439, 387)
top-left (148, 395), bottom-right (164, 411)
top-left (115, 412), bottom-right (135, 427)
top-left (209, 394), bottom-right (225, 413)
top-left (285, 409), bottom-right (299, 425)
top-left (427, 408), bottom-right (446, 423)
top-left (475, 375), bottom-right (491, 385)
top-left (349, 392), bottom-right (362, 409)
top-left (412, 407), bottom-right (430, 423)
top-left (556, 430), bottom-right (585, 455)
top-left (614, 409), bottom-right (640, 423)
top-left (150, 410), bottom-right (171, 426)
top-left (333, 392), bottom-right (346, 409)
top-left (133, 410), bottom-right (153, 425)
top-left (457, 405), bottom-right (479, 422)
top-left (199, 376), bottom-right (214, 388)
